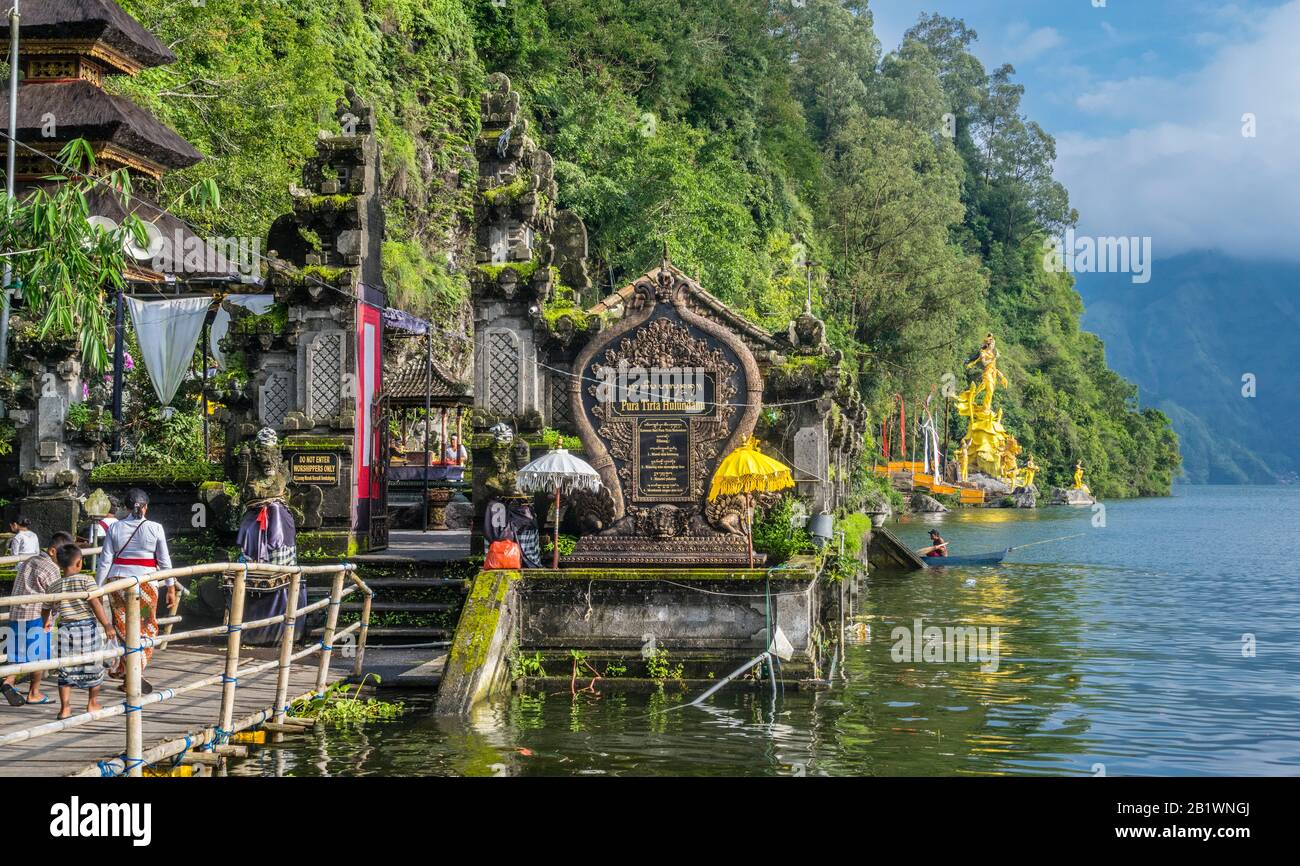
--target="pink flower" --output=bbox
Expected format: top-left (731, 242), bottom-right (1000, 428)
top-left (123, 352), bottom-right (135, 372)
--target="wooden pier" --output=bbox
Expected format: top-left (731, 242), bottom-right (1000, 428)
top-left (1, 555), bottom-right (374, 777)
top-left (0, 646), bottom-right (342, 777)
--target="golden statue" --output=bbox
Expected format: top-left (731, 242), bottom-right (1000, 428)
top-left (1020, 455), bottom-right (1040, 489)
top-left (966, 407), bottom-right (1004, 476)
top-left (958, 437), bottom-right (971, 482)
top-left (1073, 460), bottom-right (1089, 492)
top-left (998, 435), bottom-right (1022, 483)
top-left (966, 333), bottom-right (1009, 412)
top-left (954, 382), bottom-right (980, 423)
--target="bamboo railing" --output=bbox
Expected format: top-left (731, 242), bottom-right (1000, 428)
top-left (0, 556), bottom-right (372, 777)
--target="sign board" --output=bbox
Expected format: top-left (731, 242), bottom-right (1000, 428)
top-left (290, 453), bottom-right (341, 486)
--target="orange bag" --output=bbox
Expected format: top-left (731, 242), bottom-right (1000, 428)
top-left (484, 539), bottom-right (522, 570)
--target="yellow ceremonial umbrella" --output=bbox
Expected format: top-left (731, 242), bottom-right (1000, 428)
top-left (708, 436), bottom-right (795, 568)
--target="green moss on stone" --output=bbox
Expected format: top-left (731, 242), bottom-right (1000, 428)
top-left (481, 176), bottom-right (528, 206)
top-left (301, 264), bottom-right (346, 284)
top-left (282, 436), bottom-right (350, 451)
top-left (90, 462), bottom-right (221, 485)
top-left (474, 260), bottom-right (539, 282)
top-left (448, 569), bottom-right (520, 677)
top-left (304, 194), bottom-right (355, 212)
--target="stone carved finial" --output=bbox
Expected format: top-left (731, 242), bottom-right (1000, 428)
top-left (84, 488), bottom-right (113, 518)
top-left (788, 310), bottom-right (828, 355)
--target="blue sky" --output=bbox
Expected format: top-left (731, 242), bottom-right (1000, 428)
top-left (868, 0), bottom-right (1300, 262)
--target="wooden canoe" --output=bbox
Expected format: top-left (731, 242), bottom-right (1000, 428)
top-left (919, 548), bottom-right (1009, 568)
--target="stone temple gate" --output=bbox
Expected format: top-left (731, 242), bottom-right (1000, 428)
top-left (466, 76), bottom-right (868, 562)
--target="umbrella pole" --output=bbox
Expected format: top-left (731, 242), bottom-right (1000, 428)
top-left (553, 489), bottom-right (562, 569)
top-left (746, 492), bottom-right (754, 569)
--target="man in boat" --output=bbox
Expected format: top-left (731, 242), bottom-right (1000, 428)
top-left (920, 529), bottom-right (949, 558)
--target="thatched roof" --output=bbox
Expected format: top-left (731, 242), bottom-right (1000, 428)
top-left (0, 0), bottom-right (174, 71)
top-left (387, 356), bottom-right (472, 407)
top-left (0, 79), bottom-right (203, 169)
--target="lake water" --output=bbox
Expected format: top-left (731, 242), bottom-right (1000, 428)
top-left (233, 486), bottom-right (1300, 777)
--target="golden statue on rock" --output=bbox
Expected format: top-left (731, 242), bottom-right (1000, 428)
top-left (966, 333), bottom-right (1008, 412)
top-left (958, 437), bottom-right (972, 483)
top-left (951, 333), bottom-right (1025, 483)
top-left (1019, 455), bottom-right (1040, 489)
top-left (1073, 460), bottom-right (1089, 493)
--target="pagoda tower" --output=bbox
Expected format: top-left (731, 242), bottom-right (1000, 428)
top-left (0, 1), bottom-right (208, 538)
top-left (0, 0), bottom-right (202, 195)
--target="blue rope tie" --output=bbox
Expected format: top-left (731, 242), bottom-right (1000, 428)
top-left (319, 642), bottom-right (333, 652)
top-left (220, 675), bottom-right (238, 685)
top-left (123, 645), bottom-right (144, 655)
top-left (123, 704), bottom-right (142, 714)
top-left (227, 624), bottom-right (243, 633)
top-left (96, 755), bottom-right (145, 776)
top-left (97, 757), bottom-right (124, 777)
top-left (168, 736), bottom-right (193, 768)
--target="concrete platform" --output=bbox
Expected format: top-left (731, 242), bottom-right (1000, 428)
top-left (352, 529), bottom-right (470, 564)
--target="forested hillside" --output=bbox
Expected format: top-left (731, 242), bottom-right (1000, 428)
top-left (113, 0), bottom-right (1180, 497)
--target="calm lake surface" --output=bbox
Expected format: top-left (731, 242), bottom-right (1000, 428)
top-left (234, 485), bottom-right (1300, 777)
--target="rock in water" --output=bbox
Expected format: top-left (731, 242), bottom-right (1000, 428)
top-left (910, 492), bottom-right (949, 513)
top-left (1010, 487), bottom-right (1037, 508)
top-left (1047, 487), bottom-right (1096, 507)
top-left (966, 472), bottom-right (1012, 497)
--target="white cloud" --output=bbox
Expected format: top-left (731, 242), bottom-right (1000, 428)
top-left (1056, 0), bottom-right (1300, 261)
top-left (1003, 24), bottom-right (1064, 62)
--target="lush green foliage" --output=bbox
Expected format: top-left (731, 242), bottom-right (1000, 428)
top-left (114, 0), bottom-right (484, 342)
top-left (0, 142), bottom-right (147, 372)
top-left (752, 494), bottom-right (815, 561)
top-left (292, 676), bottom-right (404, 725)
top-left (469, 0), bottom-right (1179, 496)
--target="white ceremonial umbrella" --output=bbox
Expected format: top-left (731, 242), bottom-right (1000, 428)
top-left (515, 448), bottom-right (602, 568)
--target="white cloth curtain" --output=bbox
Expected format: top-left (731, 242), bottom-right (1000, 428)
top-left (210, 294), bottom-right (275, 369)
top-left (920, 414), bottom-right (941, 476)
top-left (126, 296), bottom-right (212, 407)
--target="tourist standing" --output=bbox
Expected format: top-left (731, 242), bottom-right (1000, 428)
top-left (45, 544), bottom-right (112, 720)
top-left (7, 516), bottom-right (39, 557)
top-left (1, 531), bottom-right (74, 707)
top-left (95, 489), bottom-right (174, 694)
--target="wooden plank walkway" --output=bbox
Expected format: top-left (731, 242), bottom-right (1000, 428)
top-left (0, 645), bottom-right (345, 777)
